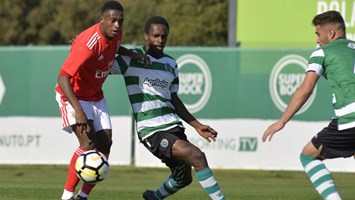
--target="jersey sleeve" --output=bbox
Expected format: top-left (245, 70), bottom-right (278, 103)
top-left (61, 43), bottom-right (93, 76)
top-left (307, 48), bottom-right (325, 76)
top-left (112, 55), bottom-right (131, 75)
top-left (110, 59), bottom-right (122, 75)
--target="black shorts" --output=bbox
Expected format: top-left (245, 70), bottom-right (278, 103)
top-left (312, 119), bottom-right (355, 159)
top-left (141, 126), bottom-right (188, 167)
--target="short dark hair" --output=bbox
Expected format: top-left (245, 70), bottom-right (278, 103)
top-left (312, 10), bottom-right (345, 32)
top-left (144, 16), bottom-right (169, 34)
top-left (101, 1), bottom-right (124, 15)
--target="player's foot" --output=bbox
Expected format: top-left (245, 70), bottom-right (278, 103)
top-left (61, 198), bottom-right (74, 200)
top-left (74, 194), bottom-right (88, 200)
top-left (142, 190), bottom-right (159, 200)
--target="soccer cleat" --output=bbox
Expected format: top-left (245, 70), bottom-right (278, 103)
top-left (142, 190), bottom-right (160, 200)
top-left (74, 195), bottom-right (88, 200)
top-left (61, 198), bottom-right (74, 200)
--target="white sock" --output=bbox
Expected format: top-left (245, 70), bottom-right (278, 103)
top-left (61, 189), bottom-right (74, 199)
top-left (326, 192), bottom-right (342, 200)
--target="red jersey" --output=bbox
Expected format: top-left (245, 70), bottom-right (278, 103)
top-left (55, 23), bottom-right (122, 101)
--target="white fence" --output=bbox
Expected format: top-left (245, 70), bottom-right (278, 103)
top-left (1, 117), bottom-right (354, 172)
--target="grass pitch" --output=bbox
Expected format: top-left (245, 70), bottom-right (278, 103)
top-left (0, 165), bottom-right (354, 200)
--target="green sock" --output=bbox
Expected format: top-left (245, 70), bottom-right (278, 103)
top-left (155, 175), bottom-right (183, 199)
top-left (300, 154), bottom-right (341, 200)
top-left (195, 168), bottom-right (225, 200)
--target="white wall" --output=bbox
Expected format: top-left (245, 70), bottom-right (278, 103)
top-left (1, 117), bottom-right (354, 172)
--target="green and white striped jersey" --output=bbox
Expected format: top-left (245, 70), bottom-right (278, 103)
top-left (307, 38), bottom-right (355, 130)
top-left (111, 48), bottom-right (184, 140)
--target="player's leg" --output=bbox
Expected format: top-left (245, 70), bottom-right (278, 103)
top-left (77, 129), bottom-right (112, 198)
top-left (142, 128), bottom-right (193, 199)
top-left (142, 127), bottom-right (224, 199)
top-left (300, 142), bottom-right (341, 200)
top-left (172, 139), bottom-right (225, 200)
top-left (57, 97), bottom-right (97, 200)
top-left (77, 98), bottom-right (113, 199)
top-left (150, 162), bottom-right (192, 199)
top-left (299, 119), bottom-right (352, 200)
top-left (62, 121), bottom-right (96, 200)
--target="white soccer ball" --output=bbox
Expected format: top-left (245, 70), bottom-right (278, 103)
top-left (75, 150), bottom-right (110, 184)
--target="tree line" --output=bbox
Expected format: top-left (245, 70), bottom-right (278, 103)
top-left (0, 0), bottom-right (228, 46)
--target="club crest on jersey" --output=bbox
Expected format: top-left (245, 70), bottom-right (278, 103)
top-left (348, 43), bottom-right (355, 49)
top-left (164, 63), bottom-right (173, 73)
top-left (160, 139), bottom-right (169, 148)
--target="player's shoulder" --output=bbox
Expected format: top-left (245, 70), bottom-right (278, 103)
top-left (73, 23), bottom-right (101, 49)
top-left (129, 48), bottom-right (144, 55)
top-left (161, 52), bottom-right (174, 60)
top-left (317, 38), bottom-right (355, 58)
top-left (160, 53), bottom-right (177, 68)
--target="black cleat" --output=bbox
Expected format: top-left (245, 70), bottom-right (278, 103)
top-left (75, 195), bottom-right (88, 200)
top-left (142, 190), bottom-right (159, 200)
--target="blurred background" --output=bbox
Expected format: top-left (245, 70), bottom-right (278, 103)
top-left (0, 0), bottom-right (228, 46)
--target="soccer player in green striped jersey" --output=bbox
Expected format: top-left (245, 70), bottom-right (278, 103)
top-left (111, 16), bottom-right (225, 200)
top-left (262, 10), bottom-right (355, 200)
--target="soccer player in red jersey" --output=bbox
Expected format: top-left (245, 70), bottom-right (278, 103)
top-left (55, 1), bottom-right (148, 200)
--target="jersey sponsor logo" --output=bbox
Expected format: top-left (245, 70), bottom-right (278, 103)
top-left (95, 69), bottom-right (111, 79)
top-left (269, 54), bottom-right (317, 115)
top-left (95, 60), bottom-right (115, 78)
top-left (176, 54), bottom-right (212, 113)
top-left (143, 78), bottom-right (169, 88)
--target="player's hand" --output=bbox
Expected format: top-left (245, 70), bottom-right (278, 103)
top-left (262, 121), bottom-right (285, 142)
top-left (139, 55), bottom-right (151, 68)
top-left (132, 53), bottom-right (151, 68)
top-left (196, 124), bottom-right (218, 142)
top-left (75, 110), bottom-right (89, 135)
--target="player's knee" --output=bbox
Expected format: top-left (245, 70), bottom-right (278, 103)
top-left (190, 150), bottom-right (207, 167)
top-left (97, 138), bottom-right (113, 152)
top-left (191, 149), bottom-right (205, 160)
top-left (81, 142), bottom-right (95, 151)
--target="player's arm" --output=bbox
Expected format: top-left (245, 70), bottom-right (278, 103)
top-left (262, 71), bottom-right (319, 142)
top-left (57, 44), bottom-right (93, 132)
top-left (171, 92), bottom-right (217, 142)
top-left (117, 46), bottom-right (151, 67)
top-left (57, 72), bottom-right (88, 132)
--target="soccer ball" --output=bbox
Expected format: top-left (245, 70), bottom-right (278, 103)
top-left (75, 150), bottom-right (110, 184)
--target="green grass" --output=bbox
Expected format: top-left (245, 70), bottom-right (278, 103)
top-left (0, 165), bottom-right (354, 199)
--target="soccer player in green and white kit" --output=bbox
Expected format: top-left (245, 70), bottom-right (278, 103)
top-left (262, 10), bottom-right (355, 200)
top-left (110, 16), bottom-right (225, 200)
